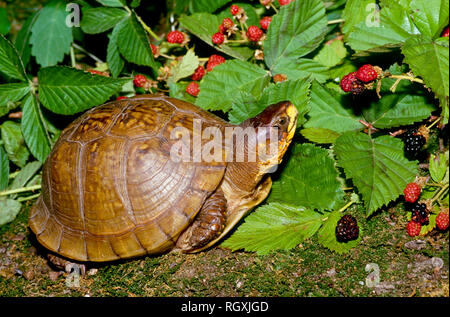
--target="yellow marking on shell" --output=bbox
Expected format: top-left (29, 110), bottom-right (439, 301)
top-left (91, 142), bottom-right (99, 152)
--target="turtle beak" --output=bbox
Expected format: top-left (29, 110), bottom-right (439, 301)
top-left (286, 103), bottom-right (298, 142)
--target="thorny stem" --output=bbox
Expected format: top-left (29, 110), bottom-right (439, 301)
top-left (270, 3), bottom-right (278, 13)
top-left (159, 53), bottom-right (175, 60)
top-left (431, 183), bottom-right (449, 204)
top-left (70, 46), bottom-right (76, 68)
top-left (17, 193), bottom-right (40, 202)
top-left (389, 74), bottom-right (424, 84)
top-left (328, 19), bottom-right (345, 25)
top-left (338, 199), bottom-right (355, 214)
top-left (0, 185), bottom-right (41, 197)
top-left (72, 43), bottom-right (104, 64)
top-left (427, 117), bottom-right (440, 130)
top-left (134, 10), bottom-right (161, 41)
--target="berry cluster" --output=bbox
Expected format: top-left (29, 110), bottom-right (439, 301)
top-left (340, 64), bottom-right (380, 95)
top-left (211, 5), bottom-right (271, 46)
top-left (403, 129), bottom-right (426, 159)
top-left (184, 54), bottom-right (226, 97)
top-left (335, 215), bottom-right (359, 242)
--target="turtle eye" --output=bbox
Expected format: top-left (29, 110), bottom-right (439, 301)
top-left (274, 116), bottom-right (288, 129)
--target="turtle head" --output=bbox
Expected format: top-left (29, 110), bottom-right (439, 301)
top-left (242, 101), bottom-right (298, 171)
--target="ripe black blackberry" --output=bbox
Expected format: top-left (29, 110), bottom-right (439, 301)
top-left (336, 215), bottom-right (359, 242)
top-left (403, 129), bottom-right (425, 159)
top-left (409, 202), bottom-right (429, 225)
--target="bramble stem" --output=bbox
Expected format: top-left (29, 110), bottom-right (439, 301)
top-left (328, 19), bottom-right (345, 25)
top-left (0, 185), bottom-right (41, 197)
top-left (427, 117), bottom-right (440, 130)
top-left (135, 11), bottom-right (161, 41)
top-left (388, 74), bottom-right (424, 84)
top-left (159, 53), bottom-right (175, 60)
top-left (431, 183), bottom-right (449, 204)
top-left (18, 193), bottom-right (40, 202)
top-left (72, 43), bottom-right (104, 64)
top-left (338, 200), bottom-right (355, 213)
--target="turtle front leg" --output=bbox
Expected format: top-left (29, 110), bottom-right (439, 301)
top-left (177, 189), bottom-right (227, 252)
top-left (47, 253), bottom-right (86, 276)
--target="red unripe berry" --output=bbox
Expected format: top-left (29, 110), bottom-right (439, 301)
top-left (192, 65), bottom-right (206, 81)
top-left (442, 26), bottom-right (449, 37)
top-left (246, 25), bottom-right (263, 42)
top-left (221, 18), bottom-right (234, 31)
top-left (278, 0), bottom-right (293, 5)
top-left (436, 212), bottom-right (449, 230)
top-left (230, 5), bottom-right (240, 15)
top-left (116, 96), bottom-right (128, 101)
top-left (356, 64), bottom-right (378, 82)
top-left (403, 182), bottom-right (421, 203)
top-left (273, 74), bottom-right (287, 83)
top-left (206, 54), bottom-right (226, 71)
top-left (212, 32), bottom-right (225, 45)
top-left (133, 74), bottom-right (147, 88)
top-left (406, 220), bottom-right (421, 237)
top-left (186, 82), bottom-right (200, 97)
top-left (167, 30), bottom-right (185, 44)
top-left (259, 16), bottom-right (272, 31)
top-left (340, 72), bottom-right (357, 92)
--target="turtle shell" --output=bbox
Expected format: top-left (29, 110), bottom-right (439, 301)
top-left (29, 95), bottom-right (228, 262)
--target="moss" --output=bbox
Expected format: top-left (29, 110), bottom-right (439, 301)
top-left (0, 202), bottom-right (448, 297)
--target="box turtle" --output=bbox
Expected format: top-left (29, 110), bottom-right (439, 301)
top-left (29, 95), bottom-right (297, 266)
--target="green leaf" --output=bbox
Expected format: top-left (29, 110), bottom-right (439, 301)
top-left (21, 94), bottom-right (52, 163)
top-left (272, 58), bottom-right (330, 83)
top-left (345, 0), bottom-right (420, 54)
top-left (191, 0), bottom-right (232, 13)
top-left (96, 0), bottom-right (125, 7)
top-left (317, 209), bottom-right (361, 254)
top-left (300, 127), bottom-right (341, 144)
top-left (402, 35), bottom-right (449, 103)
top-left (0, 199), bottom-right (22, 226)
top-left (196, 60), bottom-right (270, 112)
top-left (304, 82), bottom-right (363, 133)
top-left (0, 146), bottom-right (8, 191)
top-left (222, 203), bottom-right (324, 255)
top-left (9, 161), bottom-right (42, 191)
top-left (0, 34), bottom-right (27, 81)
top-left (313, 39), bottom-right (347, 68)
top-left (0, 8), bottom-right (11, 35)
top-left (264, 0), bottom-right (328, 76)
top-left (81, 7), bottom-right (128, 34)
top-left (341, 0), bottom-right (376, 35)
top-left (0, 83), bottom-right (30, 111)
top-left (334, 132), bottom-right (417, 216)
top-left (227, 91), bottom-right (261, 124)
top-left (107, 23), bottom-right (125, 77)
top-left (116, 14), bottom-right (157, 71)
top-left (14, 12), bottom-right (39, 68)
top-left (38, 66), bottom-right (129, 115)
top-left (363, 93), bottom-right (436, 129)
top-left (0, 121), bottom-right (30, 168)
top-left (229, 79), bottom-right (311, 125)
top-left (169, 49), bottom-right (199, 83)
top-left (269, 143), bottom-right (344, 211)
top-left (30, 0), bottom-right (74, 67)
top-left (429, 152), bottom-right (448, 183)
top-left (409, 0), bottom-right (449, 38)
top-left (179, 13), bottom-right (253, 60)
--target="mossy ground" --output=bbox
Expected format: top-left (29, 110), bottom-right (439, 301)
top-left (0, 202), bottom-right (448, 297)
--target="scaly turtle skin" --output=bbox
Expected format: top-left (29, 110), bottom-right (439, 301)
top-left (29, 95), bottom-right (297, 263)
